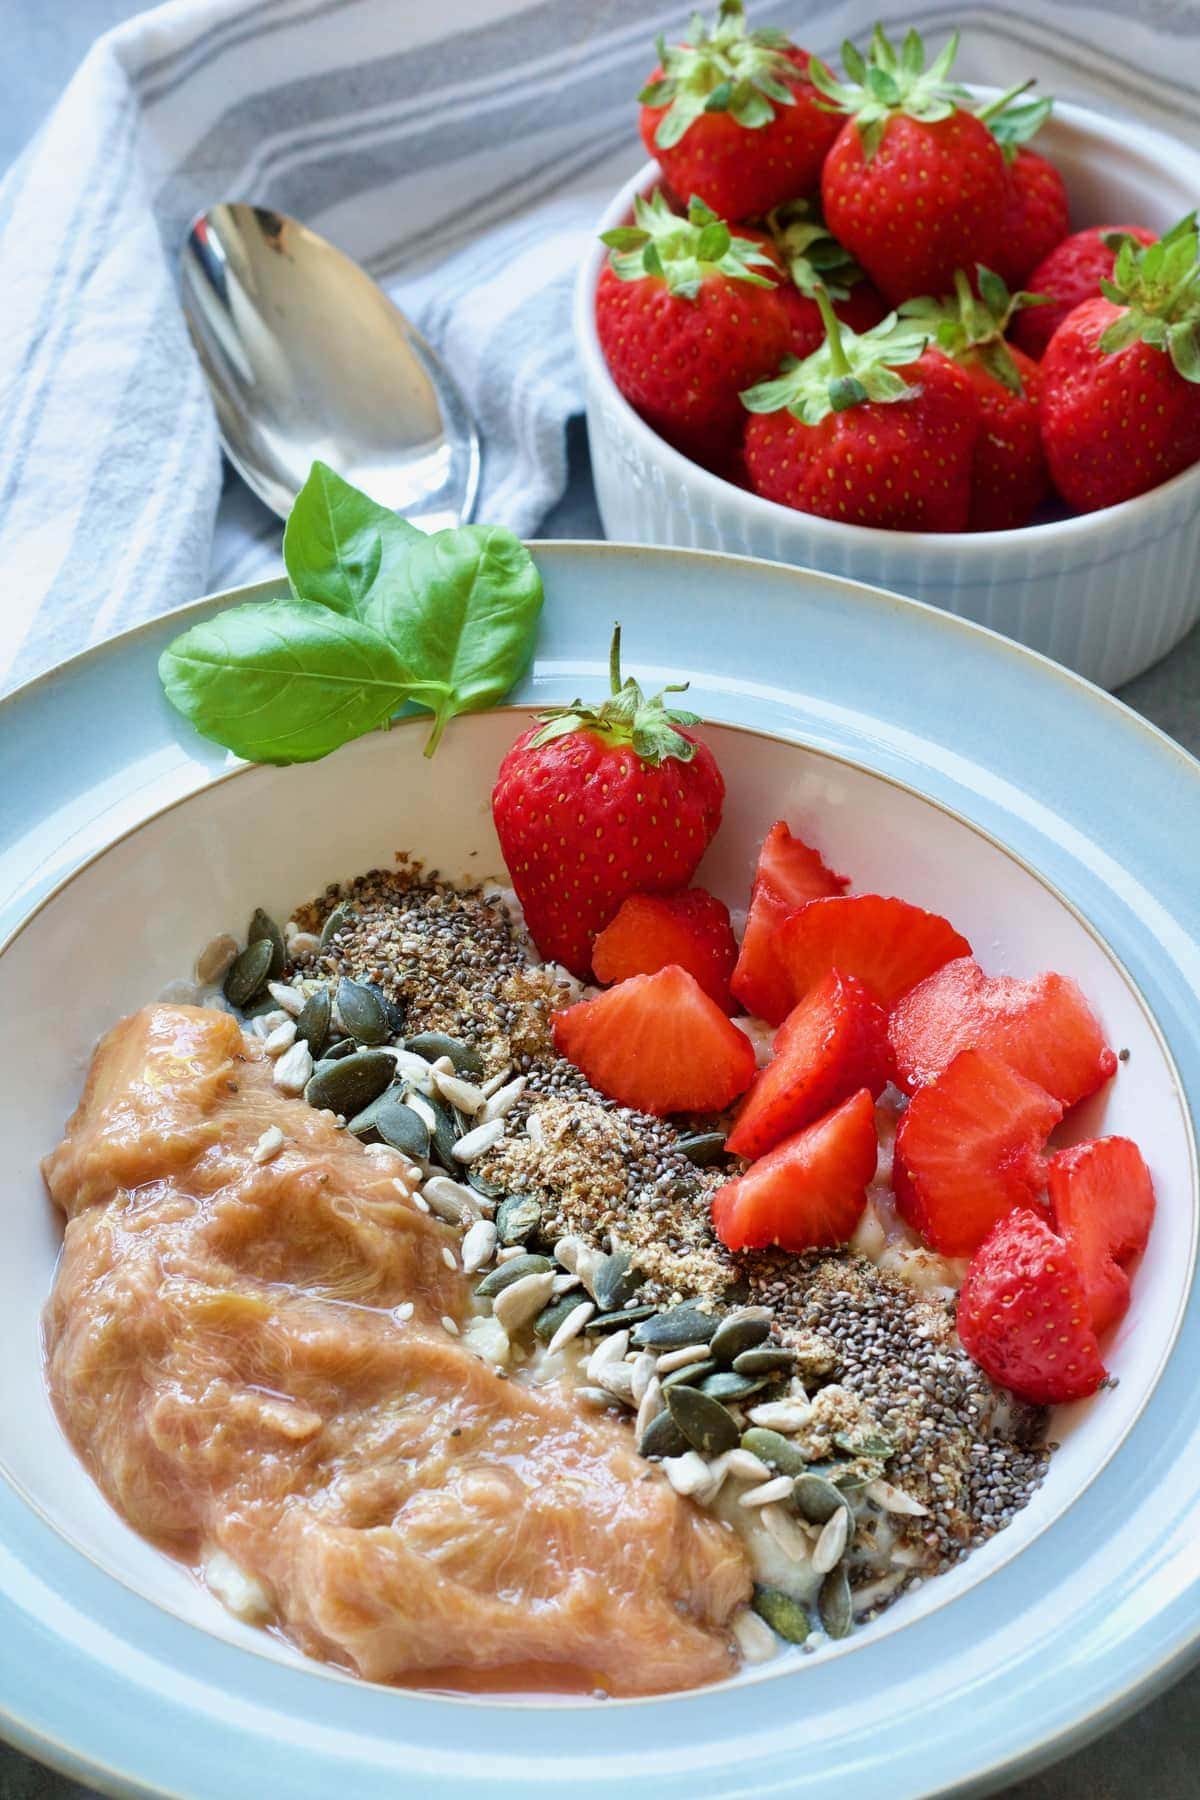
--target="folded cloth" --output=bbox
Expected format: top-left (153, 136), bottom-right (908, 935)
top-left (2, 0), bottom-right (1198, 694)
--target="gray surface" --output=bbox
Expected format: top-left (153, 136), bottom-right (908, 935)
top-left (2, 8), bottom-right (1198, 1800)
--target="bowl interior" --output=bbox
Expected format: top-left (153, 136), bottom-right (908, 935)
top-left (0, 711), bottom-right (1193, 1694)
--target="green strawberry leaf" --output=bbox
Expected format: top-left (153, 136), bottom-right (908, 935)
top-left (643, 0), bottom-right (803, 147)
top-left (601, 189), bottom-right (779, 300)
top-left (742, 292), bottom-right (927, 425)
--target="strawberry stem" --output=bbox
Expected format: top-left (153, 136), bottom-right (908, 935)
top-left (609, 622), bottom-right (623, 696)
top-left (816, 286), bottom-right (850, 378)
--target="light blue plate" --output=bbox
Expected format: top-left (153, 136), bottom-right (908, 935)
top-left (2, 544), bottom-right (1199, 1799)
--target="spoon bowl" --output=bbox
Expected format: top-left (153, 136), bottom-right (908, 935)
top-left (181, 204), bottom-right (480, 530)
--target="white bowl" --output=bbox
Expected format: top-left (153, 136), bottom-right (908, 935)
top-left (575, 97), bottom-right (1200, 690)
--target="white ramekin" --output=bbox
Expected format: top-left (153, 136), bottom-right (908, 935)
top-left (575, 97), bottom-right (1200, 690)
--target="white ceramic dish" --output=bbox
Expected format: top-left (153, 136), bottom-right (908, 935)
top-left (1, 544), bottom-right (1199, 1799)
top-left (575, 97), bottom-right (1200, 690)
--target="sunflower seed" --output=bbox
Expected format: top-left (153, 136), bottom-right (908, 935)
top-left (247, 908), bottom-right (286, 979)
top-left (495, 1195), bottom-right (541, 1245)
top-left (461, 1220), bottom-right (498, 1274)
top-left (547, 1299), bottom-right (595, 1353)
top-left (493, 1271), bottom-right (556, 1335)
top-left (865, 1478), bottom-right (929, 1517)
top-left (818, 1566), bottom-right (853, 1640)
top-left (638, 1406), bottom-right (686, 1459)
top-left (251, 1125), bottom-right (285, 1164)
top-left (577, 1387), bottom-right (615, 1410)
top-left (794, 1474), bottom-right (853, 1526)
top-left (662, 1359), bottom-right (717, 1390)
top-left (223, 938), bottom-right (274, 1008)
top-left (732, 1608), bottom-right (779, 1664)
top-left (596, 1362), bottom-right (636, 1406)
top-left (264, 1020), bottom-right (297, 1057)
top-left (550, 1272), bottom-right (582, 1297)
top-left (740, 1429), bottom-right (809, 1477)
top-left (709, 1311), bottom-right (771, 1364)
top-left (272, 1040), bottom-right (314, 1094)
top-left (383, 1048), bottom-right (438, 1091)
top-left (481, 1076), bottom-right (526, 1122)
top-left (335, 977), bottom-right (389, 1046)
top-left (267, 980), bottom-right (305, 1016)
top-left (435, 1070), bottom-right (487, 1115)
top-left (732, 1347), bottom-right (797, 1376)
top-left (319, 904), bottom-right (352, 947)
top-left (635, 1375), bottom-right (665, 1442)
top-left (699, 1370), bottom-right (769, 1402)
top-left (631, 1305), bottom-right (719, 1349)
top-left (630, 1350), bottom-right (658, 1406)
top-left (295, 987), bottom-right (331, 1056)
top-left (714, 1447), bottom-right (771, 1484)
top-left (404, 1032), bottom-right (483, 1075)
top-left (475, 1253), bottom-right (552, 1298)
top-left (403, 1088), bottom-right (439, 1132)
top-left (441, 1315), bottom-right (460, 1337)
top-left (195, 934), bottom-right (239, 985)
top-left (662, 1451), bottom-right (715, 1499)
top-left (676, 1131), bottom-right (728, 1167)
top-left (812, 1507), bottom-right (850, 1575)
top-left (738, 1475), bottom-right (796, 1508)
top-left (752, 1585), bottom-right (810, 1645)
top-left (746, 1400), bottom-right (812, 1433)
top-left (665, 1386), bottom-right (738, 1457)
top-left (305, 1049), bottom-right (395, 1116)
top-left (479, 1067), bottom-right (512, 1099)
top-left (760, 1504), bottom-right (813, 1564)
top-left (592, 1248), bottom-right (639, 1312)
top-left (372, 1097), bottom-right (432, 1159)
top-left (422, 1175), bottom-right (483, 1226)
top-left (554, 1236), bottom-right (585, 1273)
top-left (655, 1343), bottom-right (715, 1375)
top-left (585, 1330), bottom-right (631, 1379)
top-left (453, 1118), bottom-right (505, 1163)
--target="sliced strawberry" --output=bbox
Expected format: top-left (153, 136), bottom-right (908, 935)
top-left (712, 1088), bottom-right (877, 1252)
top-left (552, 964), bottom-right (755, 1118)
top-left (592, 887), bottom-right (737, 1009)
top-left (775, 894), bottom-right (971, 1011)
top-left (889, 956), bottom-right (1117, 1105)
top-left (893, 1048), bottom-right (1063, 1255)
top-left (1047, 1138), bottom-right (1156, 1335)
top-left (957, 1208), bottom-right (1107, 1405)
top-left (726, 970), bottom-right (888, 1160)
top-left (730, 822), bottom-right (848, 1023)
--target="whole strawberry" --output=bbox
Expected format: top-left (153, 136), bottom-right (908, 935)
top-left (1012, 222), bottom-right (1157, 359)
top-left (980, 92), bottom-right (1070, 289)
top-left (491, 627), bottom-right (725, 977)
top-left (596, 190), bottom-right (790, 459)
top-left (903, 267), bottom-right (1051, 530)
top-left (812, 27), bottom-right (1009, 306)
top-left (638, 0), bottom-right (840, 221)
top-left (741, 290), bottom-right (978, 530)
top-left (1041, 216), bottom-right (1200, 512)
top-left (766, 199), bottom-right (889, 358)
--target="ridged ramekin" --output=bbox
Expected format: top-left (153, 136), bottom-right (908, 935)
top-left (575, 97), bottom-right (1200, 690)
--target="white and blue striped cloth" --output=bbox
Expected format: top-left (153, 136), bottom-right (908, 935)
top-left (3, 0), bottom-right (1200, 693)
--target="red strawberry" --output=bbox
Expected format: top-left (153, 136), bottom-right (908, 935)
top-left (774, 893), bottom-right (971, 1010)
top-left (596, 191), bottom-right (790, 459)
top-left (552, 965), bottom-right (756, 1117)
top-left (712, 1087), bottom-right (877, 1251)
top-left (1012, 223), bottom-right (1157, 359)
top-left (889, 956), bottom-right (1117, 1106)
top-left (730, 821), bottom-right (848, 1024)
top-left (491, 627), bottom-right (724, 977)
top-left (765, 199), bottom-right (889, 359)
top-left (892, 1048), bottom-right (1063, 1256)
top-left (742, 299), bottom-right (979, 531)
top-left (957, 1208), bottom-right (1107, 1405)
top-left (903, 267), bottom-right (1050, 529)
top-left (592, 887), bottom-right (737, 1008)
top-left (812, 28), bottom-right (1008, 306)
top-left (977, 90), bottom-right (1070, 288)
top-left (1041, 219), bottom-right (1200, 511)
top-left (637, 2), bottom-right (840, 222)
top-left (1047, 1138), bottom-right (1155, 1334)
top-left (726, 970), bottom-right (888, 1159)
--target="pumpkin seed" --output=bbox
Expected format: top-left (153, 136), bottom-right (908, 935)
top-left (373, 1096), bottom-right (432, 1158)
top-left (362, 980), bottom-right (405, 1036)
top-left (223, 938), bottom-right (274, 1008)
top-left (832, 1468), bottom-right (872, 1497)
top-left (676, 1131), bottom-right (728, 1167)
top-left (592, 1248), bottom-right (638, 1312)
top-left (240, 993), bottom-right (281, 1019)
top-left (751, 1585), bottom-right (810, 1645)
top-left (699, 1370), bottom-right (769, 1402)
top-left (833, 1430), bottom-right (894, 1461)
top-left (740, 1428), bottom-right (809, 1478)
top-left (319, 903), bottom-right (352, 948)
top-left (427, 1095), bottom-right (464, 1170)
top-left (247, 908), bottom-right (286, 979)
top-left (583, 1305), bottom-right (656, 1334)
top-left (466, 1166), bottom-right (505, 1200)
top-left (665, 1386), bottom-right (739, 1457)
top-left (404, 1032), bottom-right (484, 1076)
top-left (321, 1036), bottom-right (355, 1060)
top-left (732, 1347), bottom-right (796, 1376)
top-left (818, 1565), bottom-right (853, 1640)
top-left (710, 1312), bottom-right (771, 1364)
top-left (495, 1195), bottom-right (541, 1245)
top-left (661, 1359), bottom-right (717, 1390)
top-left (335, 977), bottom-right (389, 1046)
top-left (295, 986), bottom-right (331, 1056)
top-left (631, 1305), bottom-right (719, 1349)
top-left (534, 1294), bottom-right (583, 1343)
top-left (793, 1474), bottom-right (853, 1526)
top-left (638, 1409), bottom-right (688, 1459)
top-left (304, 1048), bottom-right (395, 1116)
top-left (475, 1253), bottom-right (552, 1298)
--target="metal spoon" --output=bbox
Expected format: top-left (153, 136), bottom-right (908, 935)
top-left (181, 204), bottom-right (480, 530)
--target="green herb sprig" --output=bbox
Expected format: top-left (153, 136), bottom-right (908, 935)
top-left (158, 463), bottom-right (544, 763)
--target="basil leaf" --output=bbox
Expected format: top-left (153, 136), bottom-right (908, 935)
top-left (364, 525), bottom-right (543, 754)
top-left (159, 599), bottom-right (417, 764)
top-left (282, 460), bottom-right (421, 616)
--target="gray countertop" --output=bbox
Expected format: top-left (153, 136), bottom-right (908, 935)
top-left (2, 9), bottom-right (1198, 1798)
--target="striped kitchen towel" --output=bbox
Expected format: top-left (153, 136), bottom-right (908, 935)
top-left (2, 0), bottom-right (1200, 693)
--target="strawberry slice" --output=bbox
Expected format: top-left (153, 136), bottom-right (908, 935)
top-left (552, 964), bottom-right (755, 1117)
top-left (592, 887), bottom-right (737, 1009)
top-left (890, 956), bottom-right (1117, 1105)
top-left (730, 822), bottom-right (847, 1023)
top-left (712, 1088), bottom-right (877, 1252)
top-left (775, 894), bottom-right (971, 1010)
top-left (893, 1048), bottom-right (1063, 1255)
top-left (1046, 1138), bottom-right (1156, 1335)
top-left (957, 1208), bottom-right (1108, 1405)
top-left (726, 970), bottom-right (888, 1160)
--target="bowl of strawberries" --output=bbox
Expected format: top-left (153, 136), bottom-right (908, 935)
top-left (574, 6), bottom-right (1200, 690)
